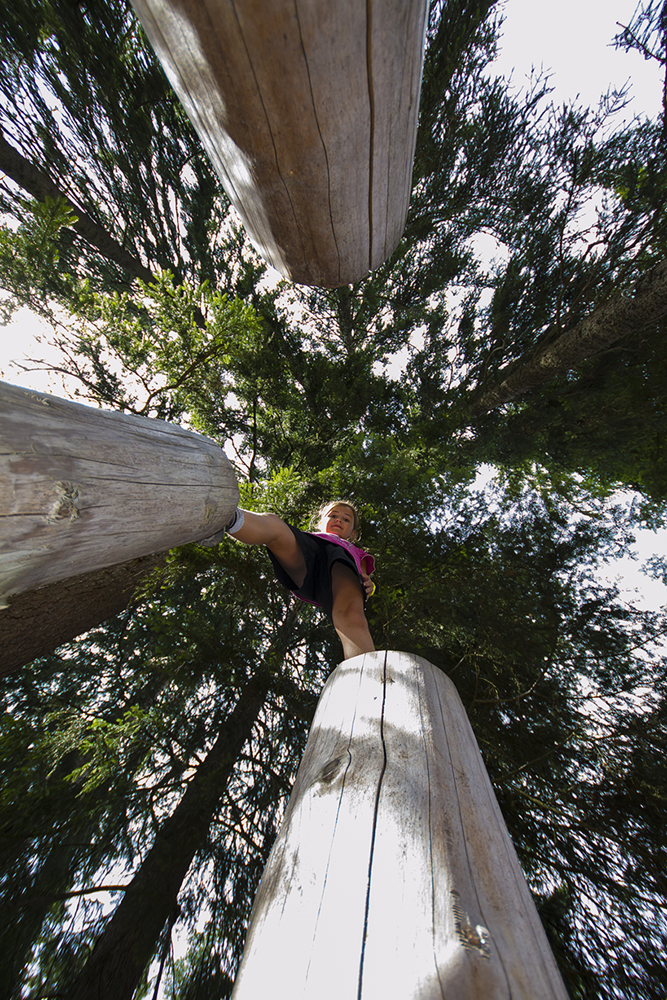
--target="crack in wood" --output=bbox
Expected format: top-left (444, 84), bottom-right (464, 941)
top-left (293, 0), bottom-right (341, 283)
top-left (357, 649), bottom-right (389, 999)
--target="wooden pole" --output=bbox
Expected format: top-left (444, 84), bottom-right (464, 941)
top-left (0, 381), bottom-right (238, 606)
top-left (232, 650), bottom-right (569, 1000)
top-left (129, 0), bottom-right (428, 288)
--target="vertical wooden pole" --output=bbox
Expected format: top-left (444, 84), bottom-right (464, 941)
top-left (232, 650), bottom-right (569, 1000)
top-left (130, 0), bottom-right (428, 287)
top-left (0, 382), bottom-right (238, 604)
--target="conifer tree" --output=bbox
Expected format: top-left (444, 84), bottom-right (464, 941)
top-left (0, 2), bottom-right (666, 999)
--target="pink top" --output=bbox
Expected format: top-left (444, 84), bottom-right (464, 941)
top-left (311, 533), bottom-right (375, 576)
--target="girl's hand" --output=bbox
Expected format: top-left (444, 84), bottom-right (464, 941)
top-left (361, 570), bottom-right (376, 597)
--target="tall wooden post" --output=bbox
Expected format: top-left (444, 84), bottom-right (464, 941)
top-left (0, 381), bottom-right (238, 605)
top-left (130, 0), bottom-right (428, 287)
top-left (232, 650), bottom-right (569, 999)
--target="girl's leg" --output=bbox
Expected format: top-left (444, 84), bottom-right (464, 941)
top-left (330, 562), bottom-right (375, 660)
top-left (231, 511), bottom-right (307, 586)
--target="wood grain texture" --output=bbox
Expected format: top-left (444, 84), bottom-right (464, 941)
top-left (232, 650), bottom-right (569, 1000)
top-left (0, 382), bottom-right (238, 603)
top-left (130, 0), bottom-right (428, 287)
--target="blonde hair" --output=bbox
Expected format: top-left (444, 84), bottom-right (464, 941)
top-left (312, 500), bottom-right (361, 539)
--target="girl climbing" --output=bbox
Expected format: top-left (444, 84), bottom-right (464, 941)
top-left (212, 501), bottom-right (375, 661)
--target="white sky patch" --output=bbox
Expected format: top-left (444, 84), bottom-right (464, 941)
top-left (490, 0), bottom-right (663, 120)
top-left (373, 323), bottom-right (427, 379)
top-left (0, 304), bottom-right (80, 397)
top-left (601, 527), bottom-right (667, 612)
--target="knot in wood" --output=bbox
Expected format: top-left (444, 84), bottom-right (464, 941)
top-left (317, 756), bottom-right (345, 785)
top-left (47, 482), bottom-right (80, 523)
top-left (450, 890), bottom-right (491, 958)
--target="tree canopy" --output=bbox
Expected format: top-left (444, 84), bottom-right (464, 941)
top-left (1, 1), bottom-right (666, 998)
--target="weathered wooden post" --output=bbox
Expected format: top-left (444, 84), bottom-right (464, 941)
top-left (130, 0), bottom-right (428, 287)
top-left (0, 381), bottom-right (237, 605)
top-left (232, 650), bottom-right (569, 999)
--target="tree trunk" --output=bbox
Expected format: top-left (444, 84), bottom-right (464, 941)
top-left (0, 381), bottom-right (238, 605)
top-left (62, 675), bottom-right (266, 1000)
top-left (0, 553), bottom-right (164, 674)
top-left (0, 130), bottom-right (155, 286)
top-left (130, 0), bottom-right (428, 288)
top-left (232, 650), bottom-right (569, 1000)
top-left (0, 670), bottom-right (173, 997)
top-left (469, 258), bottom-right (667, 415)
top-left (62, 607), bottom-right (300, 1000)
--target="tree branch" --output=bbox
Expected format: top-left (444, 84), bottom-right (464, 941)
top-left (0, 130), bottom-right (156, 285)
top-left (468, 257), bottom-right (667, 415)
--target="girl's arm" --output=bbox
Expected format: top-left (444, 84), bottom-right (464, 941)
top-left (360, 554), bottom-right (375, 596)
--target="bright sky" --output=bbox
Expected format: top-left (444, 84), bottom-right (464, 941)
top-left (491, 0), bottom-right (662, 119)
top-left (1, 0), bottom-right (665, 610)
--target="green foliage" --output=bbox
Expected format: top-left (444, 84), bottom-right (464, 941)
top-left (0, 196), bottom-right (82, 323)
top-left (41, 271), bottom-right (265, 425)
top-left (469, 315), bottom-right (667, 501)
top-left (0, 0), bottom-right (236, 292)
top-left (0, 559), bottom-right (328, 998)
top-left (1, 1), bottom-right (666, 999)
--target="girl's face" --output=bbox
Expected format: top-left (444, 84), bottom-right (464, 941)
top-left (321, 504), bottom-right (356, 540)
